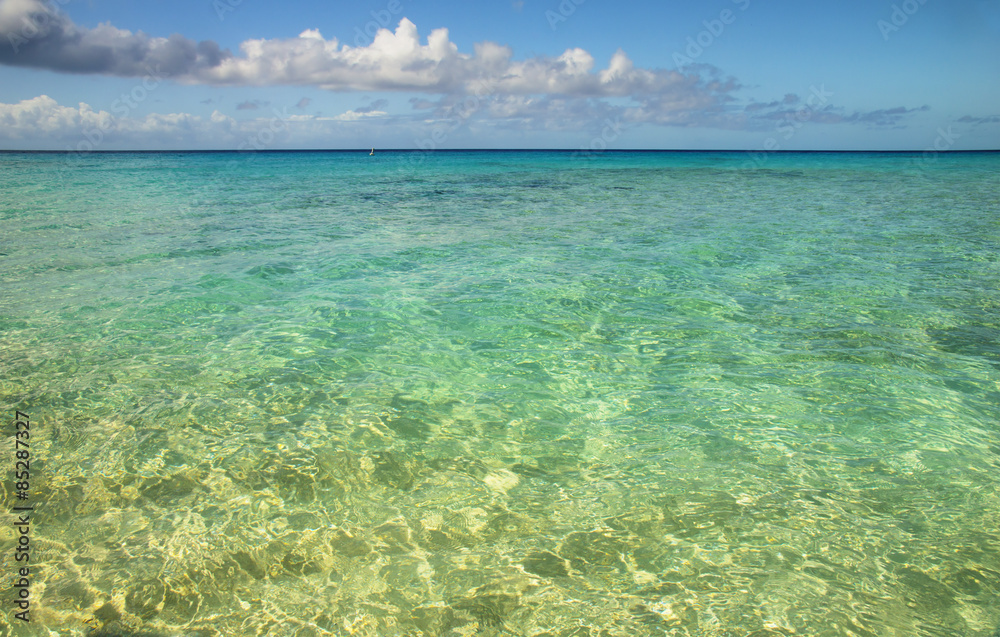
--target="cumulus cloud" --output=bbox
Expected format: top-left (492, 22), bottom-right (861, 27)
top-left (0, 3), bottom-right (932, 140)
top-left (0, 92), bottom-right (938, 151)
top-left (0, 94), bottom-right (295, 150)
top-left (0, 2), bottom-right (720, 103)
top-left (0, 94), bottom-right (106, 139)
top-left (0, 0), bottom-right (226, 76)
top-left (193, 22), bottom-right (467, 91)
top-left (0, 94), bottom-right (405, 150)
top-left (334, 109), bottom-right (388, 121)
top-left (0, 94), bottom-right (220, 147)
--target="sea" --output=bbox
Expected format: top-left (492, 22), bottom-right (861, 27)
top-left (1, 150), bottom-right (999, 636)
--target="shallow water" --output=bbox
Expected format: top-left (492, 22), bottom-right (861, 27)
top-left (1, 150), bottom-right (999, 636)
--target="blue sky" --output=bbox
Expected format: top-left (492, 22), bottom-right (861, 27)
top-left (0, 0), bottom-right (997, 150)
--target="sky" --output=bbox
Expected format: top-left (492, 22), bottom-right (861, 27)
top-left (0, 0), bottom-right (998, 151)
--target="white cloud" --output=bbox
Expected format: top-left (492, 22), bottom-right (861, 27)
top-left (192, 19), bottom-right (467, 92)
top-left (186, 21), bottom-right (720, 103)
top-left (0, 95), bottom-right (108, 139)
top-left (0, 1), bottom-right (731, 105)
top-left (0, 3), bottom-right (936, 146)
top-left (0, 0), bottom-right (225, 76)
top-left (0, 95), bottom-right (263, 149)
top-left (0, 95), bottom-right (408, 150)
top-left (334, 109), bottom-right (388, 121)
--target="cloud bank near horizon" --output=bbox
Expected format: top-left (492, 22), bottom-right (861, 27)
top-left (0, 0), bottom-right (975, 149)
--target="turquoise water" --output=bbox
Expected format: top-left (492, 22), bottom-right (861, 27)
top-left (1, 150), bottom-right (999, 636)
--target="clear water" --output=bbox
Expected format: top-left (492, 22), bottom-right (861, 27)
top-left (1, 150), bottom-right (999, 636)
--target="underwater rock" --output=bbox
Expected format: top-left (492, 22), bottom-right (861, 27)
top-left (230, 550), bottom-right (267, 580)
top-left (373, 520), bottom-right (415, 553)
top-left (281, 550), bottom-right (324, 576)
top-left (52, 576), bottom-right (96, 610)
top-left (125, 579), bottom-right (165, 619)
top-left (522, 551), bottom-right (569, 578)
top-left (429, 456), bottom-right (490, 480)
top-left (329, 528), bottom-right (371, 557)
top-left (410, 604), bottom-right (455, 634)
top-left (87, 623), bottom-right (166, 637)
top-left (452, 591), bottom-right (520, 627)
top-left (93, 602), bottom-right (122, 624)
top-left (139, 471), bottom-right (205, 504)
top-left (558, 530), bottom-right (633, 572)
top-left (384, 415), bottom-right (432, 440)
top-left (287, 511), bottom-right (323, 530)
top-left (372, 451), bottom-right (422, 491)
top-left (449, 576), bottom-right (533, 628)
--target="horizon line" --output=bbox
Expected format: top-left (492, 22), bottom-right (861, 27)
top-left (1, 149), bottom-right (998, 154)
